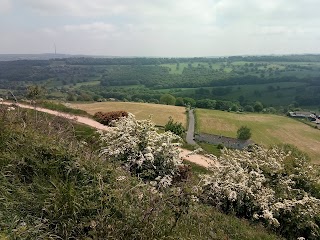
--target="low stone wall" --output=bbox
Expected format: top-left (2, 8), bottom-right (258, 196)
top-left (195, 133), bottom-right (254, 150)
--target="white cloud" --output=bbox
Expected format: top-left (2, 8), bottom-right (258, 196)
top-left (0, 0), bottom-right (12, 13)
top-left (1, 0), bottom-right (320, 56)
top-left (63, 22), bottom-right (116, 33)
top-left (23, 0), bottom-right (136, 16)
top-left (23, 0), bottom-right (217, 24)
top-left (21, 0), bottom-right (320, 36)
top-left (253, 26), bottom-right (309, 36)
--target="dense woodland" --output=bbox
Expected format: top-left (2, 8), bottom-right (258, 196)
top-left (0, 54), bottom-right (319, 110)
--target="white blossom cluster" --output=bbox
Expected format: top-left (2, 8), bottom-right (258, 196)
top-left (100, 113), bottom-right (183, 186)
top-left (201, 145), bottom-right (320, 239)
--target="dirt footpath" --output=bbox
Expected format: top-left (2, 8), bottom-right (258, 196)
top-left (2, 101), bottom-right (217, 168)
top-left (178, 148), bottom-right (218, 168)
top-left (1, 101), bottom-right (110, 131)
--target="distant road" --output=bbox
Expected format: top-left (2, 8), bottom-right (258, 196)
top-left (186, 109), bottom-right (196, 145)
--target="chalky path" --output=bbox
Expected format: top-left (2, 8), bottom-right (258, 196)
top-left (1, 101), bottom-right (218, 168)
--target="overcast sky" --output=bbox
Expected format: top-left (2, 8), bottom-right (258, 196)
top-left (0, 0), bottom-right (319, 57)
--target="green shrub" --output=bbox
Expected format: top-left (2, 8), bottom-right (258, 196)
top-left (164, 117), bottom-right (185, 137)
top-left (237, 126), bottom-right (252, 140)
top-left (217, 143), bottom-right (224, 149)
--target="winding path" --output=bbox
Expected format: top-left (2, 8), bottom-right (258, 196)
top-left (1, 101), bottom-right (218, 168)
top-left (1, 101), bottom-right (110, 131)
top-left (186, 109), bottom-right (196, 145)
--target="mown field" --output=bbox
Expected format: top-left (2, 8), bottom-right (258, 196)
top-left (71, 102), bottom-right (187, 127)
top-left (196, 109), bottom-right (320, 163)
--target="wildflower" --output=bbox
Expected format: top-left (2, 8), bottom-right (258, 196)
top-left (116, 176), bottom-right (126, 181)
top-left (253, 213), bottom-right (260, 220)
top-left (138, 193), bottom-right (144, 200)
top-left (150, 181), bottom-right (157, 187)
top-left (159, 175), bottom-right (172, 188)
top-left (144, 152), bottom-right (154, 162)
top-left (228, 190), bottom-right (237, 202)
top-left (191, 195), bottom-right (199, 202)
top-left (90, 220), bottom-right (97, 229)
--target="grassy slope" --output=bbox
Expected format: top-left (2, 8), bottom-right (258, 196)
top-left (196, 109), bottom-right (320, 163)
top-left (71, 102), bottom-right (187, 127)
top-left (0, 107), bottom-right (282, 240)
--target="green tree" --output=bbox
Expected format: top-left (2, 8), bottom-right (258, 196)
top-left (160, 94), bottom-right (176, 105)
top-left (183, 97), bottom-right (196, 107)
top-left (237, 126), bottom-right (252, 140)
top-left (164, 117), bottom-right (185, 137)
top-left (175, 97), bottom-right (185, 106)
top-left (66, 93), bottom-right (75, 101)
top-left (196, 99), bottom-right (216, 109)
top-left (244, 105), bottom-right (254, 112)
top-left (230, 105), bottom-right (239, 112)
top-left (254, 101), bottom-right (264, 112)
top-left (27, 85), bottom-right (45, 100)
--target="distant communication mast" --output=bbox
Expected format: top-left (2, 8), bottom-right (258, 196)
top-left (54, 43), bottom-right (57, 56)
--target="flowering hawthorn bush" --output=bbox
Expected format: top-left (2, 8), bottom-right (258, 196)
top-left (100, 113), bottom-right (184, 186)
top-left (201, 145), bottom-right (320, 240)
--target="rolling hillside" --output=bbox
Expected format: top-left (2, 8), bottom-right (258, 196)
top-left (196, 109), bottom-right (320, 163)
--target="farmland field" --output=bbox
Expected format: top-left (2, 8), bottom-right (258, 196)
top-left (2, 55), bottom-right (320, 110)
top-left (196, 109), bottom-right (320, 163)
top-left (71, 102), bottom-right (187, 127)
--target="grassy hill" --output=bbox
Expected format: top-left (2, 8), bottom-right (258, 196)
top-left (196, 109), bottom-right (320, 163)
top-left (0, 105), bottom-right (282, 240)
top-left (70, 102), bottom-right (187, 127)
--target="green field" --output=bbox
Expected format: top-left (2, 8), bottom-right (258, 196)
top-left (196, 109), bottom-right (320, 163)
top-left (71, 102), bottom-right (187, 127)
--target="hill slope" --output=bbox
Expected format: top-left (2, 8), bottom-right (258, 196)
top-left (196, 109), bottom-right (320, 163)
top-left (0, 105), bottom-right (282, 239)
